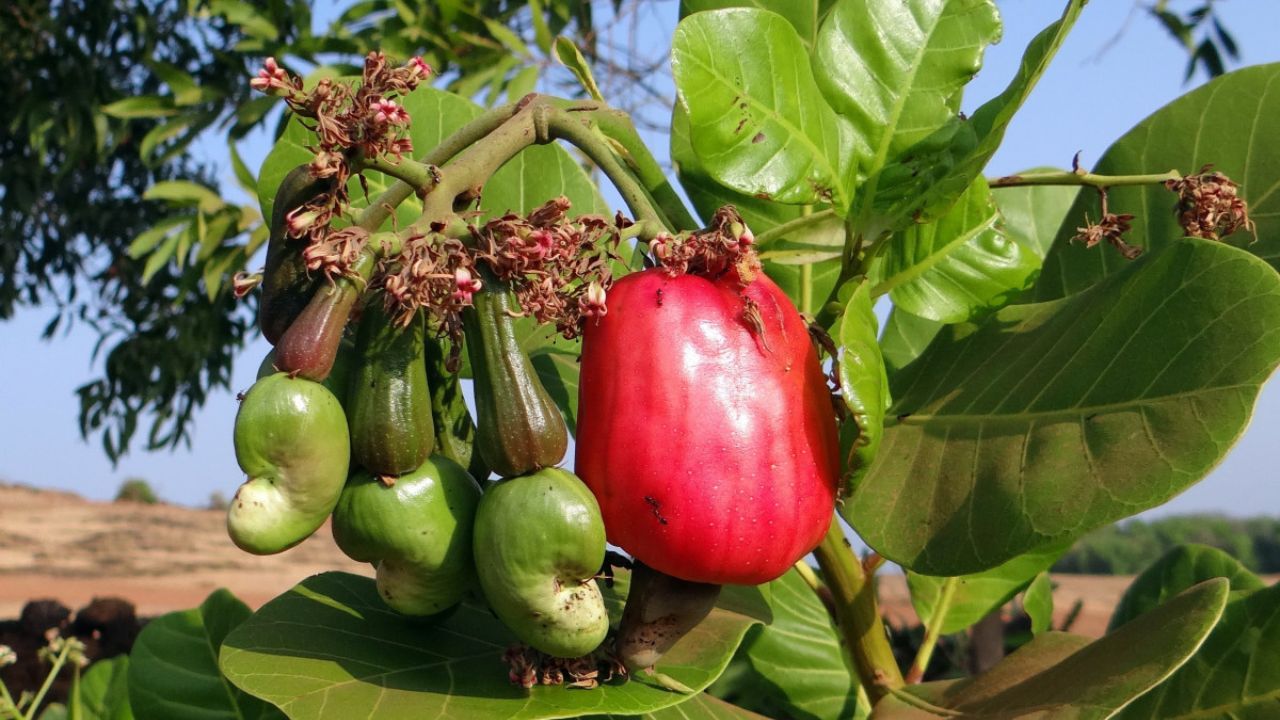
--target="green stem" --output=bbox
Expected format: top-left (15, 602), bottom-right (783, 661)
top-left (905, 576), bottom-right (958, 684)
top-left (753, 208), bottom-right (838, 248)
top-left (23, 645), bottom-right (69, 720)
top-left (547, 112), bottom-right (671, 233)
top-left (989, 169), bottom-right (1181, 189)
top-left (358, 155), bottom-right (440, 194)
top-left (587, 106), bottom-right (700, 231)
top-left (355, 103), bottom-right (517, 232)
top-left (811, 519), bottom-right (905, 703)
top-left (0, 679), bottom-right (18, 720)
top-left (793, 560), bottom-right (822, 595)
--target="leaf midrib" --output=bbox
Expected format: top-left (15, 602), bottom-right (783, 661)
top-left (889, 384), bottom-right (1253, 426)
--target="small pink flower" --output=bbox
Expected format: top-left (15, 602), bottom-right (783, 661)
top-left (579, 281), bottom-right (607, 319)
top-left (250, 57), bottom-right (290, 93)
top-left (408, 57), bottom-right (433, 78)
top-left (522, 229), bottom-right (555, 260)
top-left (285, 207), bottom-right (319, 236)
top-left (451, 267), bottom-right (483, 303)
top-left (649, 232), bottom-right (673, 261)
top-left (372, 99), bottom-right (409, 125)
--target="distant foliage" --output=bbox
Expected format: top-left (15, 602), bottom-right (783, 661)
top-left (114, 477), bottom-right (159, 505)
top-left (1054, 515), bottom-right (1280, 574)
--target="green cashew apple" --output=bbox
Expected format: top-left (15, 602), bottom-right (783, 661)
top-left (229, 372), bottom-right (350, 554)
top-left (332, 456), bottom-right (481, 616)
top-left (472, 468), bottom-right (608, 658)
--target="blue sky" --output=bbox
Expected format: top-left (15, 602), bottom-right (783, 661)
top-left (2, 1), bottom-right (1278, 519)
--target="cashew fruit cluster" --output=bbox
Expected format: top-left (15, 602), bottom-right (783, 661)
top-left (228, 157), bottom-right (839, 678)
top-left (228, 169), bottom-right (609, 656)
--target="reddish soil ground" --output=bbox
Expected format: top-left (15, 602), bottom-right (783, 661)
top-left (0, 482), bottom-right (371, 618)
top-left (6, 482), bottom-right (1251, 640)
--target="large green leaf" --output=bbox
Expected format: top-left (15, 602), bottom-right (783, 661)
top-left (838, 281), bottom-right (889, 491)
top-left (70, 656), bottom-right (133, 720)
top-left (869, 177), bottom-right (1040, 323)
top-left (678, 0), bottom-right (836, 50)
top-left (990, 168), bottom-right (1081, 260)
top-left (672, 8), bottom-right (854, 206)
top-left (879, 308), bottom-right (942, 377)
top-left (847, 238), bottom-right (1280, 575)
top-left (1038, 63), bottom-right (1280, 300)
top-left (1118, 587), bottom-right (1280, 718)
top-left (908, 540), bottom-right (1070, 635)
top-left (592, 693), bottom-right (770, 719)
top-left (670, 105), bottom-right (841, 315)
top-left (128, 589), bottom-right (280, 720)
top-left (870, 0), bottom-right (1087, 233)
top-left (815, 0), bottom-right (1001, 228)
top-left (737, 569), bottom-right (865, 720)
top-left (220, 571), bottom-right (770, 720)
top-left (872, 578), bottom-right (1230, 719)
top-left (1110, 544), bottom-right (1265, 630)
top-left (257, 86), bottom-right (606, 229)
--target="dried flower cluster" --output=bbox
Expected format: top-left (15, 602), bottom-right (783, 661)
top-left (1074, 210), bottom-right (1141, 260)
top-left (378, 197), bottom-right (625, 350)
top-left (250, 52), bottom-right (432, 274)
top-left (651, 206), bottom-right (759, 284)
top-left (502, 644), bottom-right (627, 690)
top-left (473, 197), bottom-right (624, 338)
top-left (1166, 166), bottom-right (1255, 241)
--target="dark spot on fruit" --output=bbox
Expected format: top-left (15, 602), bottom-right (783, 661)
top-left (734, 117), bottom-right (748, 134)
top-left (752, 132), bottom-right (765, 144)
top-left (644, 495), bottom-right (668, 526)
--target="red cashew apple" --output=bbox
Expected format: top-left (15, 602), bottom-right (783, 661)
top-left (575, 267), bottom-right (840, 585)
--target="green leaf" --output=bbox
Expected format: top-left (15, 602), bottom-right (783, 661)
top-left (869, 178), bottom-right (1040, 323)
top-left (838, 281), bottom-right (888, 491)
top-left (1109, 544), bottom-right (1265, 631)
top-left (678, 0), bottom-right (833, 50)
top-left (139, 117), bottom-right (194, 163)
top-left (149, 62), bottom-right (202, 106)
top-left (552, 37), bottom-right (603, 102)
top-left (127, 216), bottom-right (189, 259)
top-left (210, 0), bottom-right (279, 39)
top-left (872, 579), bottom-right (1229, 719)
top-left (1022, 572), bottom-right (1054, 635)
top-left (871, 0), bottom-right (1086, 233)
top-left (143, 180), bottom-right (222, 213)
top-left (671, 105), bottom-right (840, 315)
top-left (591, 693), bottom-right (770, 719)
top-left (1038, 63), bottom-right (1280, 299)
top-left (228, 140), bottom-right (256, 196)
top-left (220, 571), bottom-right (770, 720)
top-left (816, 0), bottom-right (1001, 226)
top-left (672, 8), bottom-right (853, 206)
top-left (101, 96), bottom-right (177, 119)
top-left (128, 589), bottom-right (280, 720)
top-left (1116, 581), bottom-right (1280, 718)
top-left (738, 569), bottom-right (865, 720)
top-left (847, 238), bottom-right (1280, 575)
top-left (70, 656), bottom-right (133, 720)
top-left (879, 308), bottom-right (941, 377)
top-left (990, 167), bottom-right (1081, 260)
top-left (908, 540), bottom-right (1070, 635)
